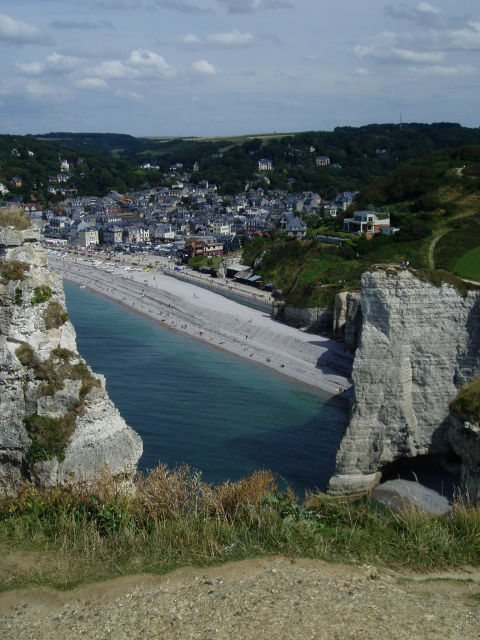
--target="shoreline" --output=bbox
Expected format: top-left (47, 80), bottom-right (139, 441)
top-left (50, 256), bottom-right (353, 399)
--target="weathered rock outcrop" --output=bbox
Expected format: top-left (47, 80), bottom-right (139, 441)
top-left (276, 304), bottom-right (334, 334)
top-left (0, 226), bottom-right (142, 494)
top-left (333, 291), bottom-right (362, 352)
top-left (328, 269), bottom-right (480, 497)
top-left (449, 416), bottom-right (480, 503)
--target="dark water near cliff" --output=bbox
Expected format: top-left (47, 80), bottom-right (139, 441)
top-left (64, 281), bottom-right (347, 495)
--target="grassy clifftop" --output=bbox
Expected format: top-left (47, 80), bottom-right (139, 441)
top-left (0, 467), bottom-right (479, 591)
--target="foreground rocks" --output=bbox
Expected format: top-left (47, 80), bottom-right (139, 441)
top-left (0, 557), bottom-right (478, 639)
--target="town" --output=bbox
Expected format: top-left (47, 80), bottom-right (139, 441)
top-left (1, 152), bottom-right (400, 272)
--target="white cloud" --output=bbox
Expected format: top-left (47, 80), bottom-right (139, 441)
top-left (206, 29), bottom-right (254, 46)
top-left (74, 77), bottom-right (108, 89)
top-left (192, 59), bottom-right (217, 75)
top-left (128, 49), bottom-right (175, 76)
top-left (16, 53), bottom-right (82, 76)
top-left (355, 67), bottom-right (371, 75)
top-left (447, 23), bottom-right (480, 51)
top-left (179, 33), bottom-right (202, 46)
top-left (46, 52), bottom-right (82, 72)
top-left (154, 0), bottom-right (214, 14)
top-left (91, 50), bottom-right (176, 79)
top-left (16, 61), bottom-right (44, 76)
top-left (92, 59), bottom-right (134, 78)
top-left (354, 32), bottom-right (444, 64)
top-left (0, 13), bottom-right (49, 45)
top-left (116, 88), bottom-right (145, 102)
top-left (171, 29), bottom-right (254, 48)
top-left (93, 0), bottom-right (143, 8)
top-left (409, 63), bottom-right (476, 76)
top-left (217, 0), bottom-right (292, 13)
top-left (50, 20), bottom-right (114, 31)
top-left (25, 81), bottom-right (69, 99)
top-left (385, 2), bottom-right (464, 28)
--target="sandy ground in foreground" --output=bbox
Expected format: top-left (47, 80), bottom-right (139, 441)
top-left (1, 556), bottom-right (479, 639)
top-left (50, 256), bottom-right (353, 398)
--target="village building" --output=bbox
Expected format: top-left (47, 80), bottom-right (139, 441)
top-left (343, 210), bottom-right (391, 238)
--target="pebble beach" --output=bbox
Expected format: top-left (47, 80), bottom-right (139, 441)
top-left (49, 255), bottom-right (353, 398)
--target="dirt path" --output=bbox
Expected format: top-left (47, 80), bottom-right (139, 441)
top-left (428, 230), bottom-right (448, 269)
top-left (1, 557), bottom-right (479, 639)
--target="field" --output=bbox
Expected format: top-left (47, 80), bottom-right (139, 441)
top-left (453, 246), bottom-right (480, 281)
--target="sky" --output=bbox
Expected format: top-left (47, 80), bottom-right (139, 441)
top-left (1, 0), bottom-right (479, 137)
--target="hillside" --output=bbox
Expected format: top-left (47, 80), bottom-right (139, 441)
top-left (32, 132), bottom-right (147, 156)
top-left (0, 135), bottom-right (165, 203)
top-left (27, 122), bottom-right (480, 197)
top-left (242, 146), bottom-right (480, 307)
top-left (122, 122), bottom-right (480, 196)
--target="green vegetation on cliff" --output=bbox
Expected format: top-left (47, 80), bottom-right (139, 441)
top-left (15, 345), bottom-right (101, 468)
top-left (450, 379), bottom-right (480, 423)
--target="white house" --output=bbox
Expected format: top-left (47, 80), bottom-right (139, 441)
top-left (343, 210), bottom-right (391, 236)
top-left (258, 159), bottom-right (273, 171)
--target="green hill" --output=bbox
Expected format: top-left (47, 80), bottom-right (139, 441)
top-left (32, 132), bottom-right (147, 156)
top-left (122, 122), bottom-right (480, 196)
top-left (0, 134), bottom-right (166, 203)
top-left (243, 145), bottom-right (480, 307)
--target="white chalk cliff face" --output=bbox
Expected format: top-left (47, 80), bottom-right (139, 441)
top-left (0, 226), bottom-right (142, 493)
top-left (328, 269), bottom-right (480, 497)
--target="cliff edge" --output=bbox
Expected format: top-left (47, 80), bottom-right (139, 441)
top-left (328, 268), bottom-right (480, 500)
top-left (0, 224), bottom-right (142, 493)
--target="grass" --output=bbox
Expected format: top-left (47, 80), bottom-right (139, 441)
top-left (0, 468), bottom-right (478, 592)
top-left (0, 260), bottom-right (30, 284)
top-left (454, 246), bottom-right (480, 281)
top-left (450, 378), bottom-right (480, 423)
top-left (43, 300), bottom-right (69, 329)
top-left (0, 207), bottom-right (30, 230)
top-left (435, 218), bottom-right (480, 274)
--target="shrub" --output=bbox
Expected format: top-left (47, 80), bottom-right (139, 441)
top-left (43, 300), bottom-right (69, 329)
top-left (0, 260), bottom-right (30, 284)
top-left (31, 285), bottom-right (52, 305)
top-left (25, 413), bottom-right (76, 465)
top-left (15, 343), bottom-right (40, 369)
top-left (14, 287), bottom-right (22, 305)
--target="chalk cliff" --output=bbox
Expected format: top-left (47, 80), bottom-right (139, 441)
top-left (328, 269), bottom-right (480, 498)
top-left (0, 226), bottom-right (142, 494)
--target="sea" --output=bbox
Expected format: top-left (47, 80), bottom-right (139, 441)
top-left (64, 281), bottom-right (348, 495)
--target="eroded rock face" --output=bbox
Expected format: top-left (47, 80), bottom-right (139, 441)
top-left (0, 228), bottom-right (142, 494)
top-left (278, 305), bottom-right (334, 334)
top-left (333, 291), bottom-right (362, 352)
top-left (328, 269), bottom-right (480, 497)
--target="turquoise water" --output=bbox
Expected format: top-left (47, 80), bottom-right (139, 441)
top-left (64, 281), bottom-right (347, 494)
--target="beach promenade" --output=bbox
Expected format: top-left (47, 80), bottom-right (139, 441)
top-left (49, 255), bottom-right (353, 396)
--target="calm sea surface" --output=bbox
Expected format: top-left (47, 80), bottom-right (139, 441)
top-left (64, 281), bottom-right (347, 494)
